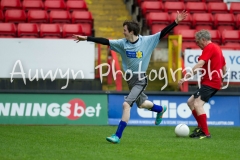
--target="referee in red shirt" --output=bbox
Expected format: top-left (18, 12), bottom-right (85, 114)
top-left (178, 29), bottom-right (227, 139)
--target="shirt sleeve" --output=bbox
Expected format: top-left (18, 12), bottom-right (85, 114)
top-left (144, 32), bottom-right (161, 50)
top-left (109, 39), bottom-right (125, 55)
top-left (198, 46), bottom-right (212, 62)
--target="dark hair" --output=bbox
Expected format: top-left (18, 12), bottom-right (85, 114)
top-left (123, 20), bottom-right (140, 36)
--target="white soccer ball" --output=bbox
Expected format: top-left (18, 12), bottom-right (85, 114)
top-left (175, 123), bottom-right (190, 137)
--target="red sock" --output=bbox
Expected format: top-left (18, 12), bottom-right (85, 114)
top-left (192, 110), bottom-right (201, 128)
top-left (198, 114), bottom-right (210, 135)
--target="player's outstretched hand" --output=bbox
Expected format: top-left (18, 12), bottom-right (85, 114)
top-left (178, 78), bottom-right (185, 87)
top-left (175, 10), bottom-right (188, 24)
top-left (72, 35), bottom-right (87, 43)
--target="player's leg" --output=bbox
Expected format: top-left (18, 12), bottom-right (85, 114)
top-left (193, 85), bottom-right (218, 139)
top-left (193, 96), bottom-right (210, 139)
top-left (188, 95), bottom-right (202, 131)
top-left (106, 74), bottom-right (147, 144)
top-left (137, 94), bottom-right (167, 125)
top-left (106, 101), bottom-right (130, 144)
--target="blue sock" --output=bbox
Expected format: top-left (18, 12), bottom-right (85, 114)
top-left (115, 120), bottom-right (127, 139)
top-left (150, 104), bottom-right (163, 113)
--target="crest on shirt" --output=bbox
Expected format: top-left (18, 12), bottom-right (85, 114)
top-left (126, 50), bottom-right (143, 58)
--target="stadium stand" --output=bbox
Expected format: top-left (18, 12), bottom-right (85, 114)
top-left (0, 0), bottom-right (94, 38)
top-left (132, 0), bottom-right (240, 51)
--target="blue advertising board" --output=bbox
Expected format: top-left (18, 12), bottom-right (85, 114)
top-left (108, 94), bottom-right (240, 126)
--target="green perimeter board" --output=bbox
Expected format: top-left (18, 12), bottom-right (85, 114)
top-left (0, 94), bottom-right (108, 125)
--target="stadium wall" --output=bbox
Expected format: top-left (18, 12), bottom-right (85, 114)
top-left (0, 91), bottom-right (239, 126)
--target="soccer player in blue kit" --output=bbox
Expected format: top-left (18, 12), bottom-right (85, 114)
top-left (73, 10), bottom-right (187, 144)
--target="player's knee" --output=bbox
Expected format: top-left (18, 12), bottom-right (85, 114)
top-left (137, 104), bottom-right (144, 109)
top-left (123, 102), bottom-right (131, 110)
top-left (187, 99), bottom-right (193, 107)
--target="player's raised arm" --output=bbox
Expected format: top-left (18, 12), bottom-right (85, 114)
top-left (72, 34), bottom-right (110, 45)
top-left (159, 10), bottom-right (188, 39)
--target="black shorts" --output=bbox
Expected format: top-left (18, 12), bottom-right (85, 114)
top-left (193, 85), bottom-right (219, 102)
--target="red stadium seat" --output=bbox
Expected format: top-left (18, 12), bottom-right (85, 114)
top-left (176, 29), bottom-right (196, 42)
top-left (72, 11), bottom-right (93, 36)
top-left (49, 10), bottom-right (71, 23)
top-left (208, 30), bottom-right (221, 45)
top-left (183, 0), bottom-right (202, 2)
top-left (28, 10), bottom-right (49, 23)
top-left (5, 10), bottom-right (27, 23)
top-left (207, 2), bottom-right (228, 14)
top-left (0, 11), bottom-right (4, 22)
top-left (162, 0), bottom-right (184, 1)
top-left (0, 23), bottom-right (17, 37)
top-left (1, 0), bottom-right (22, 10)
top-left (217, 26), bottom-right (234, 35)
top-left (220, 45), bottom-right (240, 50)
top-left (18, 23), bottom-right (39, 38)
top-left (151, 24), bottom-right (167, 35)
top-left (222, 30), bottom-right (240, 44)
top-left (146, 12), bottom-right (170, 26)
top-left (40, 24), bottom-right (61, 38)
top-left (170, 12), bottom-right (192, 26)
top-left (192, 13), bottom-right (214, 29)
top-left (136, 0), bottom-right (161, 6)
top-left (72, 10), bottom-right (93, 25)
top-left (214, 13), bottom-right (235, 29)
top-left (78, 23), bottom-right (92, 36)
top-left (44, 0), bottom-right (66, 11)
top-left (186, 2), bottom-right (207, 13)
top-left (230, 2), bottom-right (240, 15)
top-left (182, 42), bottom-right (199, 51)
top-left (164, 2), bottom-right (185, 13)
top-left (205, 0), bottom-right (223, 2)
top-left (173, 25), bottom-right (191, 35)
top-left (141, 1), bottom-right (163, 17)
top-left (195, 25), bottom-right (212, 31)
top-left (236, 14), bottom-right (240, 29)
top-left (23, 1), bottom-right (44, 11)
top-left (66, 1), bottom-right (88, 12)
top-left (62, 24), bottom-right (83, 38)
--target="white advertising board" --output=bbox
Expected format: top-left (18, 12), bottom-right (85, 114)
top-left (0, 38), bottom-right (95, 79)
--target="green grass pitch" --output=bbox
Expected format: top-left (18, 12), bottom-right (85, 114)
top-left (0, 125), bottom-right (239, 160)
